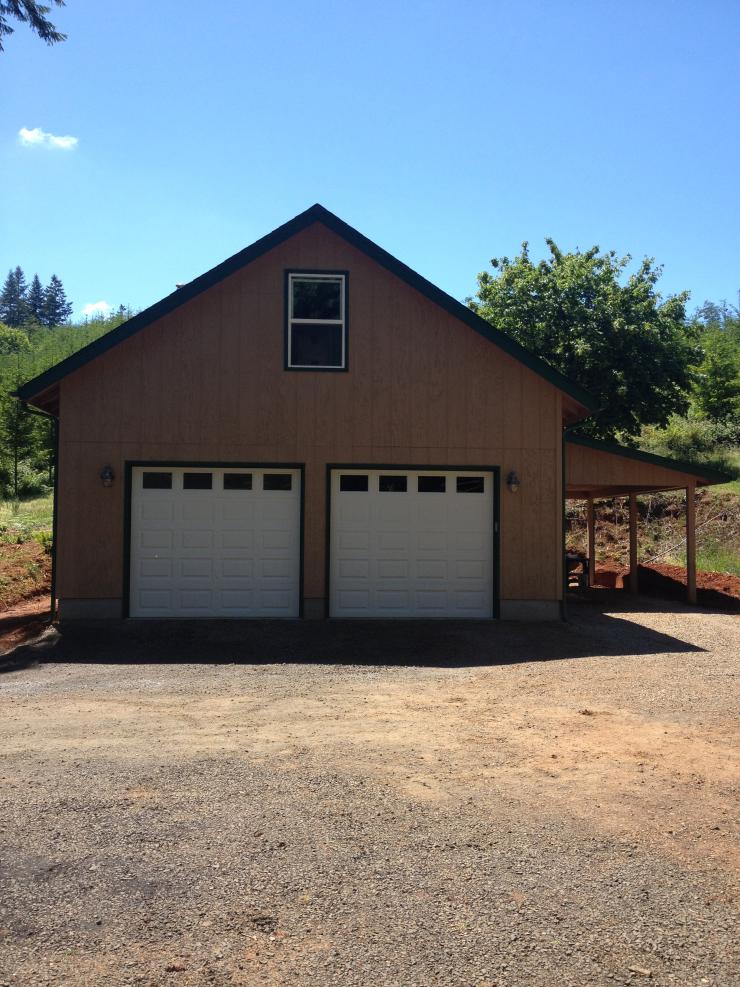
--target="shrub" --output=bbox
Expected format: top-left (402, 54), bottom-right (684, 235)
top-left (33, 529), bottom-right (53, 554)
top-left (640, 414), bottom-right (739, 475)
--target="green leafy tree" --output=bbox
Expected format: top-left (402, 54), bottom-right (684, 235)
top-left (42, 273), bottom-right (73, 327)
top-left (469, 241), bottom-right (698, 440)
top-left (0, 266), bottom-right (29, 327)
top-left (0, 373), bottom-right (35, 498)
top-left (693, 326), bottom-right (740, 422)
top-left (0, 321), bottom-right (31, 357)
top-left (0, 0), bottom-right (66, 52)
top-left (27, 273), bottom-right (45, 323)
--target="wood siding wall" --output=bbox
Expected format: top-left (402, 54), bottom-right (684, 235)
top-left (56, 223), bottom-right (565, 607)
top-left (566, 442), bottom-right (705, 495)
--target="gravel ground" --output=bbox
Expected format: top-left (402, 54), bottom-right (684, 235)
top-left (0, 598), bottom-right (738, 986)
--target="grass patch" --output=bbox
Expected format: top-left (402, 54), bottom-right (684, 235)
top-left (0, 493), bottom-right (54, 545)
top-left (668, 540), bottom-right (740, 577)
top-left (713, 449), bottom-right (740, 495)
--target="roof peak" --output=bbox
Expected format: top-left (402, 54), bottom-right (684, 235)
top-left (16, 204), bottom-right (596, 416)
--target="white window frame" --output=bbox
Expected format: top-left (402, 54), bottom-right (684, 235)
top-left (287, 272), bottom-right (346, 370)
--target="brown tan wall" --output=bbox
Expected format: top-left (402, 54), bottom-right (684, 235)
top-left (567, 443), bottom-right (701, 493)
top-left (57, 223), bottom-right (564, 611)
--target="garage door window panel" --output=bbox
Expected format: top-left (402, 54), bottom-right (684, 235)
top-left (457, 476), bottom-right (485, 493)
top-left (184, 472), bottom-right (213, 490)
top-left (379, 475), bottom-right (407, 492)
top-left (142, 471), bottom-right (172, 490)
top-left (223, 473), bottom-right (252, 490)
top-left (263, 474), bottom-right (292, 491)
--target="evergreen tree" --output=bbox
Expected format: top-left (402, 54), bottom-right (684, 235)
top-left (27, 273), bottom-right (45, 323)
top-left (42, 274), bottom-right (73, 327)
top-left (0, 266), bottom-right (29, 327)
top-left (0, 1), bottom-right (67, 52)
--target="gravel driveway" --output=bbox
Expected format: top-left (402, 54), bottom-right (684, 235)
top-left (1, 599), bottom-right (738, 986)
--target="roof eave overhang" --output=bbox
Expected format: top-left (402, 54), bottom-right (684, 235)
top-left (566, 433), bottom-right (731, 488)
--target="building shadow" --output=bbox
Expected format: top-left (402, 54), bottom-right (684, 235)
top-left (0, 597), bottom-right (707, 674)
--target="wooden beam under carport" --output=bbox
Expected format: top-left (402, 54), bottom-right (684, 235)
top-left (628, 493), bottom-right (638, 594)
top-left (586, 497), bottom-right (596, 588)
top-left (686, 482), bottom-right (697, 605)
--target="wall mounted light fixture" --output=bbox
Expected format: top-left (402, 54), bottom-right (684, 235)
top-left (100, 465), bottom-right (115, 488)
top-left (506, 470), bottom-right (520, 493)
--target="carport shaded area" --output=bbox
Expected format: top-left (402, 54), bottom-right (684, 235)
top-left (566, 435), bottom-right (730, 604)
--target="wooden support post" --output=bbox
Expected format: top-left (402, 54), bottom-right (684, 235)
top-left (629, 493), bottom-right (639, 594)
top-left (686, 481), bottom-right (697, 604)
top-left (586, 497), bottom-right (596, 588)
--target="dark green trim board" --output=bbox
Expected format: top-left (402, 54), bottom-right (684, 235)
top-left (15, 204), bottom-right (595, 413)
top-left (283, 269), bottom-right (350, 373)
top-left (325, 464), bottom-right (501, 619)
top-left (566, 433), bottom-right (731, 484)
top-left (50, 417), bottom-right (59, 619)
top-left (123, 461), bottom-right (305, 619)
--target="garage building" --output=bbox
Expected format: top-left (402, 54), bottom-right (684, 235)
top-left (15, 205), bottom-right (725, 620)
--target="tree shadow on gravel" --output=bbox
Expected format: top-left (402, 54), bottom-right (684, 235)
top-left (0, 597), bottom-right (706, 673)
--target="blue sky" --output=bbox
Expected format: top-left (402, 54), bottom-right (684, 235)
top-left (1, 0), bottom-right (738, 321)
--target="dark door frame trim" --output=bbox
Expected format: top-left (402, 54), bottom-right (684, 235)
top-left (123, 460), bottom-right (305, 619)
top-left (325, 463), bottom-right (501, 619)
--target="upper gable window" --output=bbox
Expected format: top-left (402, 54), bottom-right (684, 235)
top-left (287, 273), bottom-right (347, 370)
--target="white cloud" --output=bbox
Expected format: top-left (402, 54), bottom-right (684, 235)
top-left (81, 301), bottom-right (112, 318)
top-left (19, 126), bottom-right (78, 150)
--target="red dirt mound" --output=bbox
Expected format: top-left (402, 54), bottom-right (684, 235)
top-left (593, 563), bottom-right (740, 613)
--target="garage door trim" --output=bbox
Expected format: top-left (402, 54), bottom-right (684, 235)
top-left (325, 463), bottom-right (500, 619)
top-left (123, 460), bottom-right (305, 618)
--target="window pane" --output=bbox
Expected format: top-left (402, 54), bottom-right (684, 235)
top-left (184, 472), bottom-right (212, 490)
top-left (456, 476), bottom-right (485, 493)
top-left (379, 475), bottom-right (407, 492)
top-left (418, 476), bottom-right (446, 493)
top-left (142, 471), bottom-right (172, 490)
top-left (290, 323), bottom-right (343, 367)
top-left (340, 474), bottom-right (368, 492)
top-left (223, 473), bottom-right (252, 490)
top-left (264, 473), bottom-right (292, 491)
top-left (292, 278), bottom-right (341, 320)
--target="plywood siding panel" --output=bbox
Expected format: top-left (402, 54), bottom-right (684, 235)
top-left (56, 222), bottom-right (566, 605)
top-left (567, 441), bottom-right (699, 492)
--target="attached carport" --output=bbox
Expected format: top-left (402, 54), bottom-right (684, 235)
top-left (565, 435), bottom-right (729, 603)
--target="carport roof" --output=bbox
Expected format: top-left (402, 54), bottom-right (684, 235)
top-left (566, 433), bottom-right (731, 498)
top-left (15, 204), bottom-right (596, 420)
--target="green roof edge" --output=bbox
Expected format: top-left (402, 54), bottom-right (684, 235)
top-left (15, 203), bottom-right (597, 412)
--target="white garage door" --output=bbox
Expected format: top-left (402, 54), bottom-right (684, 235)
top-left (129, 466), bottom-right (301, 618)
top-left (330, 468), bottom-right (495, 618)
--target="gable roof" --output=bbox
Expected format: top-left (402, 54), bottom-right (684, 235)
top-left (566, 433), bottom-right (731, 485)
top-left (15, 204), bottom-right (597, 414)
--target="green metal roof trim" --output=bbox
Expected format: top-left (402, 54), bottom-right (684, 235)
top-left (566, 433), bottom-right (732, 484)
top-left (15, 204), bottom-right (597, 410)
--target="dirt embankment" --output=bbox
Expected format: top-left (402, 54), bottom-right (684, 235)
top-left (0, 540), bottom-right (51, 612)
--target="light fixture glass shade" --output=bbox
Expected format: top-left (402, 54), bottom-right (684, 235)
top-left (506, 470), bottom-right (520, 493)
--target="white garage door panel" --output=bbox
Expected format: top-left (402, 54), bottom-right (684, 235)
top-left (330, 469), bottom-right (495, 618)
top-left (130, 467), bottom-right (300, 618)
